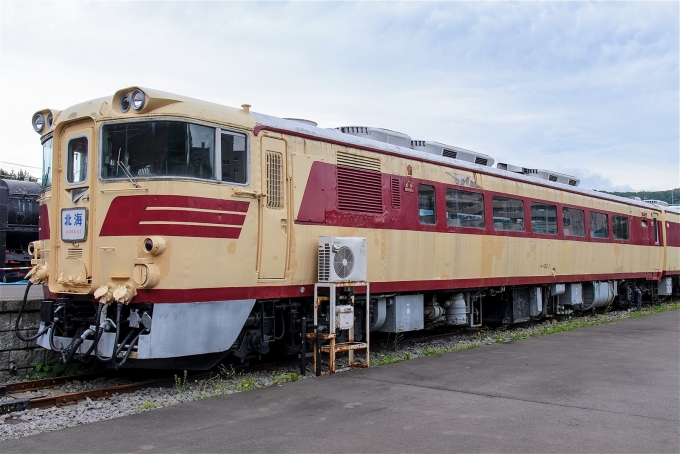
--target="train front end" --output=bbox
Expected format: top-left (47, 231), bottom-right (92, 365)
top-left (27, 87), bottom-right (260, 369)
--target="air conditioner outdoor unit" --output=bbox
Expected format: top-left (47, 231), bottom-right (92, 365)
top-left (318, 237), bottom-right (367, 283)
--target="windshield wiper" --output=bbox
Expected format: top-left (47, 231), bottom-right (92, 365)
top-left (116, 148), bottom-right (140, 188)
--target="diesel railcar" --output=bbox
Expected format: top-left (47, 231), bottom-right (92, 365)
top-left (22, 87), bottom-right (679, 369)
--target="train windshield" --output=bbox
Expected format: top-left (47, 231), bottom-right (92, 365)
top-left (100, 121), bottom-right (215, 180)
top-left (41, 136), bottom-right (53, 188)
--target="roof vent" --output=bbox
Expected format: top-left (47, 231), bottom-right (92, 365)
top-left (643, 199), bottom-right (669, 207)
top-left (284, 118), bottom-right (318, 127)
top-left (337, 126), bottom-right (411, 148)
top-left (497, 163), bottom-right (580, 186)
top-left (411, 140), bottom-right (494, 167)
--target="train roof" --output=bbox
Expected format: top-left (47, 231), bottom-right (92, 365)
top-left (0, 179), bottom-right (41, 197)
top-left (44, 87), bottom-right (663, 213)
top-left (252, 113), bottom-right (662, 213)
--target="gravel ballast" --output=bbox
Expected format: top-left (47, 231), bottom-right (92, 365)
top-left (1, 302), bottom-right (677, 442)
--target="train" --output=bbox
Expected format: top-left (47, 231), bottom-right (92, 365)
top-left (0, 179), bottom-right (40, 282)
top-left (19, 86), bottom-right (680, 370)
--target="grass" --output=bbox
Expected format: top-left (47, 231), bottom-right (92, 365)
top-left (137, 400), bottom-right (160, 412)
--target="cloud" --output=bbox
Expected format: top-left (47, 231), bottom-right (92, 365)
top-left (1, 2), bottom-right (677, 190)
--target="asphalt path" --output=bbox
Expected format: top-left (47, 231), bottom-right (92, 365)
top-left (3, 310), bottom-right (679, 453)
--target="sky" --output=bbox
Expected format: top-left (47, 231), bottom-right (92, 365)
top-left (0, 1), bottom-right (678, 191)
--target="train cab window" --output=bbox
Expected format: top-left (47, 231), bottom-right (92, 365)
top-left (493, 196), bottom-right (524, 231)
top-left (446, 189), bottom-right (484, 228)
top-left (562, 207), bottom-right (585, 237)
top-left (530, 202), bottom-right (557, 234)
top-left (221, 131), bottom-right (247, 184)
top-left (613, 215), bottom-right (629, 240)
top-left (101, 121), bottom-right (215, 180)
top-left (41, 136), bottom-right (53, 188)
top-left (590, 211), bottom-right (609, 238)
top-left (418, 184), bottom-right (436, 224)
top-left (67, 137), bottom-right (88, 184)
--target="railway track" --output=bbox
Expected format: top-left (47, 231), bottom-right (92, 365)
top-left (0, 359), bottom-right (297, 414)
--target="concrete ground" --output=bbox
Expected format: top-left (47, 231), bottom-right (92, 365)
top-left (3, 311), bottom-right (679, 453)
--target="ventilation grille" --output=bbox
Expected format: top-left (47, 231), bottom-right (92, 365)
top-left (548, 175), bottom-right (558, 182)
top-left (67, 248), bottom-right (83, 259)
top-left (391, 178), bottom-right (401, 209)
top-left (568, 179), bottom-right (578, 186)
top-left (337, 152), bottom-right (383, 213)
top-left (474, 157), bottom-right (488, 165)
top-left (318, 242), bottom-right (331, 282)
top-left (337, 151), bottom-right (382, 172)
top-left (266, 152), bottom-right (283, 208)
top-left (411, 140), bottom-right (426, 147)
top-left (333, 246), bottom-right (355, 279)
top-left (339, 126), bottom-right (369, 135)
top-left (443, 149), bottom-right (458, 159)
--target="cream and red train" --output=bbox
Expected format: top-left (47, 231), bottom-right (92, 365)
top-left (25, 87), bottom-right (680, 368)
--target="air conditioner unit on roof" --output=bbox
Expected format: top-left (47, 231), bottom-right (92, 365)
top-left (318, 237), bottom-right (367, 283)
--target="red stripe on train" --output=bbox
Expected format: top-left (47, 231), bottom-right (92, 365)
top-left (134, 271), bottom-right (661, 303)
top-left (39, 204), bottom-right (50, 240)
top-left (100, 195), bottom-right (250, 239)
top-left (297, 161), bottom-right (671, 247)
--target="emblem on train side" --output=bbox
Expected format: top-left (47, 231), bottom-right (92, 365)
top-left (404, 165), bottom-right (414, 192)
top-left (446, 172), bottom-right (481, 189)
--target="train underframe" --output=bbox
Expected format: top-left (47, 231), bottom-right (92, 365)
top-left (33, 276), bottom-right (679, 370)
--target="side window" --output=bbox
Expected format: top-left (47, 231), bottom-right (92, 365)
top-left (221, 131), bottom-right (247, 184)
top-left (613, 215), bottom-right (629, 240)
top-left (446, 189), bottom-right (484, 228)
top-left (42, 136), bottom-right (53, 187)
top-left (530, 202), bottom-right (558, 234)
top-left (418, 184), bottom-right (436, 225)
top-left (653, 218), bottom-right (659, 244)
top-left (493, 196), bottom-right (524, 231)
top-left (67, 137), bottom-right (88, 184)
top-left (563, 207), bottom-right (585, 237)
top-left (590, 211), bottom-right (609, 238)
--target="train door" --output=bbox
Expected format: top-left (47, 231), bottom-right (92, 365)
top-left (52, 120), bottom-right (95, 293)
top-left (258, 137), bottom-right (288, 279)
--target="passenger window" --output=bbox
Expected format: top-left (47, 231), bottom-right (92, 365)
top-left (221, 131), bottom-right (247, 184)
top-left (653, 218), bottom-right (659, 244)
top-left (612, 215), bottom-right (629, 240)
top-left (446, 189), bottom-right (484, 228)
top-left (563, 207), bottom-right (585, 237)
top-left (530, 202), bottom-right (558, 234)
top-left (67, 137), bottom-right (88, 184)
top-left (590, 212), bottom-right (609, 238)
top-left (418, 184), bottom-right (436, 224)
top-left (493, 196), bottom-right (524, 231)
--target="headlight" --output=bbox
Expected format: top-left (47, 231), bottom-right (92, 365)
top-left (32, 113), bottom-right (44, 133)
top-left (119, 93), bottom-right (131, 113)
top-left (131, 89), bottom-right (145, 111)
top-left (46, 113), bottom-right (53, 128)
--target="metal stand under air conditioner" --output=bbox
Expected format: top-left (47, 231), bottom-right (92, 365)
top-left (310, 281), bottom-right (370, 374)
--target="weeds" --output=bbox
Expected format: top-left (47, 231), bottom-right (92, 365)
top-left (174, 370), bottom-right (188, 395)
top-left (137, 400), bottom-right (159, 412)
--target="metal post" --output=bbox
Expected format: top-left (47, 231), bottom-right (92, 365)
top-left (300, 317), bottom-right (307, 376)
top-left (315, 326), bottom-right (322, 377)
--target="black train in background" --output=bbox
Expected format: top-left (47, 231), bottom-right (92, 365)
top-left (0, 179), bottom-right (40, 282)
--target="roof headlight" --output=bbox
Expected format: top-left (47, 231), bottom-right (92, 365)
top-left (131, 89), bottom-right (145, 111)
top-left (119, 93), bottom-right (131, 113)
top-left (32, 113), bottom-right (45, 133)
top-left (46, 113), bottom-right (53, 128)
